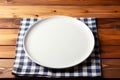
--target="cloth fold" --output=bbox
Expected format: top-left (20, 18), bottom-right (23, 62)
top-left (12, 17), bottom-right (101, 78)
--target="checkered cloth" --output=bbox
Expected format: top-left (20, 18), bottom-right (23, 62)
top-left (12, 17), bottom-right (101, 77)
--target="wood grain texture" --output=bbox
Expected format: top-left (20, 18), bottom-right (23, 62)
top-left (0, 6), bottom-right (120, 18)
top-left (0, 0), bottom-right (119, 78)
top-left (0, 59), bottom-right (15, 78)
top-left (0, 59), bottom-right (120, 78)
top-left (100, 46), bottom-right (120, 58)
top-left (102, 59), bottom-right (120, 78)
top-left (0, 29), bottom-right (18, 45)
top-left (97, 18), bottom-right (120, 29)
top-left (0, 0), bottom-right (120, 5)
top-left (0, 18), bottom-right (119, 29)
top-left (0, 45), bottom-right (120, 59)
top-left (0, 18), bottom-right (20, 29)
top-left (98, 29), bottom-right (120, 45)
top-left (0, 46), bottom-right (15, 58)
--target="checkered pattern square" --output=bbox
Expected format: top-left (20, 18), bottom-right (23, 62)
top-left (12, 17), bottom-right (101, 77)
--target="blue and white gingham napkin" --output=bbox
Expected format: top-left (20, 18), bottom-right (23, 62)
top-left (12, 17), bottom-right (101, 77)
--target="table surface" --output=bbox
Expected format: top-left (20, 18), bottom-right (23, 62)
top-left (0, 0), bottom-right (120, 79)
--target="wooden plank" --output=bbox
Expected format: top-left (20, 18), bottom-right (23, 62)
top-left (0, 29), bottom-right (18, 45)
top-left (102, 59), bottom-right (120, 69)
top-left (0, 45), bottom-right (120, 59)
top-left (98, 29), bottom-right (120, 45)
top-left (102, 59), bottom-right (120, 78)
top-left (0, 59), bottom-right (15, 78)
top-left (0, 18), bottom-right (20, 29)
top-left (97, 18), bottom-right (120, 29)
top-left (100, 46), bottom-right (120, 58)
top-left (0, 0), bottom-right (120, 6)
top-left (0, 18), bottom-right (119, 29)
top-left (0, 59), bottom-right (120, 78)
top-left (103, 69), bottom-right (120, 78)
top-left (0, 6), bottom-right (120, 18)
top-left (0, 46), bottom-right (15, 58)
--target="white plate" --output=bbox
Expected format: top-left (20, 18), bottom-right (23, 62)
top-left (23, 16), bottom-right (95, 69)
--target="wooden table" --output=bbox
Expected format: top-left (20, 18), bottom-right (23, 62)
top-left (0, 0), bottom-right (120, 78)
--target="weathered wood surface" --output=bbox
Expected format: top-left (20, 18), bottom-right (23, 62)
top-left (0, 0), bottom-right (120, 78)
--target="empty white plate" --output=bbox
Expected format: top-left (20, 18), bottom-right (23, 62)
top-left (23, 16), bottom-right (95, 69)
